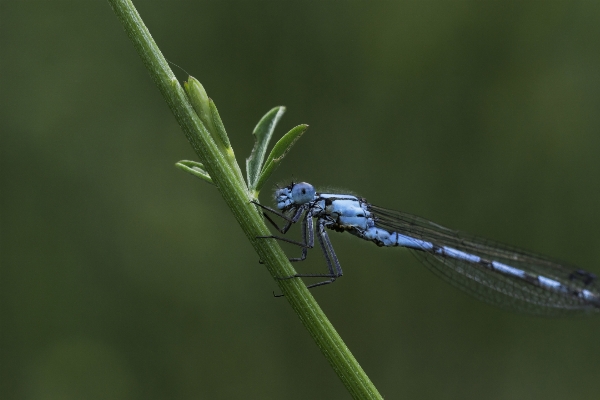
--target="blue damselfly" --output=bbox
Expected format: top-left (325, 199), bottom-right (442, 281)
top-left (255, 182), bottom-right (600, 315)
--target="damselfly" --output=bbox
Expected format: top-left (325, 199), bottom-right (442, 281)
top-left (254, 182), bottom-right (600, 315)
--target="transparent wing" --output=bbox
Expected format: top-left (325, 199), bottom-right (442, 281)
top-left (369, 204), bottom-right (600, 315)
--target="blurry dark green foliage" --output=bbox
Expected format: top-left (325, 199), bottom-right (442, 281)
top-left (2, 1), bottom-right (600, 399)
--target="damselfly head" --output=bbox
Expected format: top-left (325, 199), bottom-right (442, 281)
top-left (275, 182), bottom-right (316, 210)
top-left (291, 182), bottom-right (316, 204)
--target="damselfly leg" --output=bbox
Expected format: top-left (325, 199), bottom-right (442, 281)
top-left (253, 201), bottom-right (343, 289)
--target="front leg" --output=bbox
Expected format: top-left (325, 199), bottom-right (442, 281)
top-left (257, 212), bottom-right (315, 261)
top-left (251, 201), bottom-right (304, 234)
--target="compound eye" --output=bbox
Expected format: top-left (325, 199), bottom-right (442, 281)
top-left (291, 182), bottom-right (315, 204)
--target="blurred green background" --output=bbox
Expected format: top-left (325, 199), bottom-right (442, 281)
top-left (2, 1), bottom-right (600, 399)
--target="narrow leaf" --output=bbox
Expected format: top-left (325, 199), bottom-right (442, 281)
top-left (183, 76), bottom-right (215, 144)
top-left (209, 99), bottom-right (231, 148)
top-left (246, 106), bottom-right (286, 189)
top-left (253, 124), bottom-right (308, 194)
top-left (175, 160), bottom-right (214, 185)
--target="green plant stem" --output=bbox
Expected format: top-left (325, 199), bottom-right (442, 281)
top-left (107, 1), bottom-right (383, 398)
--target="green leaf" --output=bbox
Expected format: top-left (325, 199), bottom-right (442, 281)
top-left (246, 106), bottom-right (286, 190)
top-left (184, 77), bottom-right (213, 129)
top-left (253, 124), bottom-right (308, 194)
top-left (175, 160), bottom-right (214, 185)
top-left (209, 98), bottom-right (231, 149)
top-left (185, 77), bottom-right (233, 150)
top-left (185, 80), bottom-right (242, 185)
